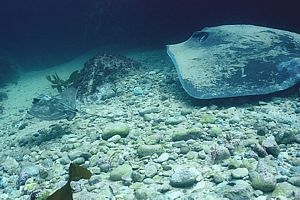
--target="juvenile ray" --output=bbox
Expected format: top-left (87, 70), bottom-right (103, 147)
top-left (28, 87), bottom-right (78, 121)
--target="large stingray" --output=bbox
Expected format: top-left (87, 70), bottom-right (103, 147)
top-left (167, 25), bottom-right (300, 99)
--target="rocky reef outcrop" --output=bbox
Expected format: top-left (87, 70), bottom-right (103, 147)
top-left (73, 53), bottom-right (141, 97)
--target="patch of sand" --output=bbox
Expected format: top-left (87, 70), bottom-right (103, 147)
top-left (1, 49), bottom-right (98, 116)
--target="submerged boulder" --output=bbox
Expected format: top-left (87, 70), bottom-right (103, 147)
top-left (167, 25), bottom-right (300, 99)
top-left (74, 53), bottom-right (141, 97)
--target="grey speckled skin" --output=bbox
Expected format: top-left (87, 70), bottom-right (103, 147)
top-left (167, 25), bottom-right (300, 99)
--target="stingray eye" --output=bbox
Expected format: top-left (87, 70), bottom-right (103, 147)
top-left (192, 31), bottom-right (209, 42)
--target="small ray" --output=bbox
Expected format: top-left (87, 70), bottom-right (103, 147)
top-left (28, 87), bottom-right (78, 121)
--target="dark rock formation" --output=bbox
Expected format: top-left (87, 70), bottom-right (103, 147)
top-left (73, 53), bottom-right (141, 97)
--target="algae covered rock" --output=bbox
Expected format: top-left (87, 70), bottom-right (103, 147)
top-left (137, 144), bottom-right (165, 157)
top-left (211, 145), bottom-right (231, 163)
top-left (288, 176), bottom-right (300, 187)
top-left (221, 180), bottom-right (253, 200)
top-left (261, 135), bottom-right (280, 157)
top-left (272, 182), bottom-right (299, 199)
top-left (172, 128), bottom-right (201, 141)
top-left (102, 122), bottom-right (130, 140)
top-left (17, 163), bottom-right (40, 189)
top-left (250, 171), bottom-right (276, 192)
top-left (74, 53), bottom-right (141, 97)
top-left (170, 169), bottom-right (197, 188)
top-left (231, 168), bottom-right (249, 179)
top-left (200, 114), bottom-right (216, 124)
top-left (274, 128), bottom-right (298, 144)
top-left (110, 164), bottom-right (133, 181)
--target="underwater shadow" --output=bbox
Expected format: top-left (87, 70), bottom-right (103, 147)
top-left (19, 124), bottom-right (72, 147)
top-left (190, 82), bottom-right (300, 107)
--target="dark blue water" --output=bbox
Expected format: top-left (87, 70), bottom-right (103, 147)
top-left (0, 0), bottom-right (299, 76)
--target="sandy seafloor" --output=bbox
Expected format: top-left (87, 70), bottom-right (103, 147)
top-left (0, 48), bottom-right (300, 200)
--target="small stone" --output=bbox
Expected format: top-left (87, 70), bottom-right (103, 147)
top-left (252, 143), bottom-right (268, 157)
top-left (200, 114), bottom-right (216, 124)
top-left (80, 152), bottom-right (92, 160)
top-left (137, 144), bottom-right (164, 157)
top-left (139, 107), bottom-right (160, 116)
top-left (231, 168), bottom-right (249, 179)
top-left (198, 151), bottom-right (207, 160)
top-left (88, 175), bottom-right (101, 185)
top-left (98, 83), bottom-right (116, 100)
top-left (180, 108), bottom-right (192, 115)
top-left (186, 151), bottom-right (197, 160)
top-left (251, 171), bottom-right (276, 192)
top-left (68, 150), bottom-right (83, 161)
top-left (73, 157), bottom-right (85, 165)
top-left (255, 124), bottom-right (269, 136)
top-left (143, 178), bottom-right (155, 184)
top-left (256, 158), bottom-right (277, 174)
top-left (89, 155), bottom-right (99, 167)
top-left (132, 171), bottom-right (145, 182)
top-left (221, 180), bottom-right (253, 200)
top-left (272, 182), bottom-right (297, 198)
top-left (99, 163), bottom-right (110, 173)
top-left (98, 155), bottom-right (111, 173)
top-left (39, 168), bottom-right (48, 179)
top-left (144, 162), bottom-right (158, 178)
top-left (17, 163), bottom-right (40, 189)
top-left (156, 153), bottom-right (169, 163)
top-left (180, 146), bottom-right (190, 154)
top-left (144, 135), bottom-right (161, 145)
top-left (288, 176), bottom-right (300, 187)
top-left (255, 196), bottom-right (267, 200)
top-left (133, 87), bottom-right (143, 96)
top-left (213, 173), bottom-right (225, 184)
top-left (274, 129), bottom-right (298, 144)
top-left (60, 156), bottom-right (71, 165)
top-left (134, 186), bottom-right (154, 199)
top-left (110, 164), bottom-right (133, 181)
top-left (209, 126), bottom-right (222, 137)
top-left (262, 135), bottom-right (280, 157)
top-left (160, 94), bottom-right (169, 101)
top-left (3, 157), bottom-right (19, 175)
top-left (165, 116), bottom-right (185, 125)
top-left (244, 150), bottom-right (259, 160)
top-left (226, 158), bottom-right (241, 169)
top-left (162, 163), bottom-right (172, 171)
top-left (102, 122), bottom-right (130, 140)
top-left (24, 182), bottom-right (38, 194)
top-left (107, 134), bottom-right (121, 143)
top-left (18, 122), bottom-right (28, 130)
top-left (292, 158), bottom-right (300, 166)
top-left (170, 169), bottom-right (197, 187)
top-left (166, 191), bottom-right (184, 199)
top-left (143, 113), bottom-right (160, 122)
top-left (212, 146), bottom-right (231, 163)
top-left (0, 177), bottom-right (8, 189)
top-left (172, 128), bottom-right (201, 141)
top-left (229, 116), bottom-right (241, 124)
